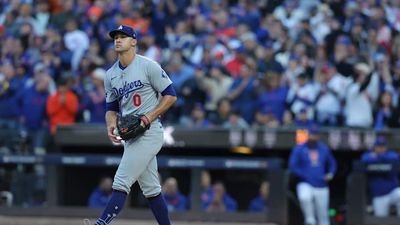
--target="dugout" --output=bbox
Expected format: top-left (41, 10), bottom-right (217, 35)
top-left (53, 125), bottom-right (400, 224)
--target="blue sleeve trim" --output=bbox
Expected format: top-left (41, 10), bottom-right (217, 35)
top-left (106, 100), bottom-right (120, 112)
top-left (161, 84), bottom-right (176, 96)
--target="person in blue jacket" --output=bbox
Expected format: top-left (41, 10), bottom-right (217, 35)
top-left (289, 125), bottom-right (337, 225)
top-left (361, 136), bottom-right (400, 217)
top-left (248, 181), bottom-right (269, 212)
top-left (88, 177), bottom-right (113, 208)
top-left (162, 177), bottom-right (188, 212)
top-left (203, 181), bottom-right (237, 212)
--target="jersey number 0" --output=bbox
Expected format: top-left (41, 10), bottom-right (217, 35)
top-left (133, 94), bottom-right (141, 106)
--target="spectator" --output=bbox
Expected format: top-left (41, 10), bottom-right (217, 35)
top-left (256, 71), bottom-right (288, 123)
top-left (314, 63), bottom-right (351, 126)
top-left (282, 54), bottom-right (304, 87)
top-left (179, 103), bottom-right (210, 129)
top-left (224, 45), bottom-right (246, 78)
top-left (165, 20), bottom-right (196, 60)
top-left (178, 67), bottom-right (207, 118)
top-left (222, 110), bottom-right (249, 129)
top-left (374, 91), bottom-right (400, 129)
top-left (63, 19), bottom-right (90, 71)
top-left (294, 107), bottom-right (314, 128)
top-left (49, 0), bottom-right (77, 30)
top-left (286, 72), bottom-right (318, 121)
top-left (208, 97), bottom-right (231, 126)
top-left (273, 1), bottom-right (306, 40)
top-left (139, 30), bottom-right (162, 62)
top-left (289, 125), bottom-right (337, 225)
top-left (332, 35), bottom-right (356, 78)
top-left (33, 1), bottom-right (51, 36)
top-left (167, 52), bottom-right (195, 93)
top-left (81, 5), bottom-right (106, 42)
top-left (256, 42), bottom-right (283, 74)
top-left (46, 76), bottom-right (78, 134)
top-left (17, 72), bottom-right (52, 153)
top-left (345, 62), bottom-right (379, 128)
top-left (253, 106), bottom-right (280, 128)
top-left (361, 137), bottom-right (400, 217)
top-left (203, 181), bottom-right (237, 213)
top-left (195, 64), bottom-right (233, 112)
top-left (188, 170), bottom-right (213, 210)
top-left (214, 8), bottom-right (237, 38)
top-left (373, 53), bottom-right (393, 93)
top-left (227, 63), bottom-right (257, 123)
top-left (88, 176), bottom-right (113, 208)
top-left (167, 52), bottom-right (195, 115)
top-left (248, 181), bottom-right (269, 213)
top-left (200, 170), bottom-right (213, 205)
top-left (84, 40), bottom-right (105, 68)
top-left (162, 177), bottom-right (188, 212)
top-left (83, 68), bottom-right (106, 124)
top-left (0, 63), bottom-right (23, 129)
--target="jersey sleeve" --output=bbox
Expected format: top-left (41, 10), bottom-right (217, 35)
top-left (104, 70), bottom-right (118, 103)
top-left (146, 61), bottom-right (173, 93)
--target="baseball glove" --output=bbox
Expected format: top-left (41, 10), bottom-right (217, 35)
top-left (117, 114), bottom-right (151, 141)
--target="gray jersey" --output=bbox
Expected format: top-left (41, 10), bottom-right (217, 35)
top-left (105, 55), bottom-right (172, 117)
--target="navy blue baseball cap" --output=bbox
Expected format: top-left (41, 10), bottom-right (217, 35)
top-left (109, 25), bottom-right (137, 39)
top-left (374, 136), bottom-right (386, 146)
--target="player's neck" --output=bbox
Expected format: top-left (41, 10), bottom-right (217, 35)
top-left (118, 48), bottom-right (136, 68)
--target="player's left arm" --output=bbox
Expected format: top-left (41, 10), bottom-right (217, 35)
top-left (145, 61), bottom-right (177, 123)
top-left (145, 88), bottom-right (177, 122)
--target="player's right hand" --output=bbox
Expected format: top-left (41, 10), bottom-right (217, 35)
top-left (108, 126), bottom-right (122, 144)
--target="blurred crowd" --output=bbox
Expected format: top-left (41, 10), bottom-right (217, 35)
top-left (1, 0), bottom-right (400, 153)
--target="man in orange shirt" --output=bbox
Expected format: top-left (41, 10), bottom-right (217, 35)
top-left (46, 76), bottom-right (78, 134)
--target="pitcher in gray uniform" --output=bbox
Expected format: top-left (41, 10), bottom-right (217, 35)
top-left (85, 25), bottom-right (177, 225)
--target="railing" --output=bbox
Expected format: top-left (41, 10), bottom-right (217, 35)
top-left (54, 124), bottom-right (400, 150)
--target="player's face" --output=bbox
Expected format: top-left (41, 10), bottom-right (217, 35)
top-left (113, 33), bottom-right (136, 52)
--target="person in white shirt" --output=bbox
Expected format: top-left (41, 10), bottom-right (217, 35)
top-left (63, 19), bottom-right (90, 71)
top-left (273, 1), bottom-right (307, 40)
top-left (314, 63), bottom-right (352, 125)
top-left (195, 64), bottom-right (233, 112)
top-left (345, 62), bottom-right (379, 127)
top-left (287, 73), bottom-right (319, 120)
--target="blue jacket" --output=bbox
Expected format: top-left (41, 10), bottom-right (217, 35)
top-left (0, 78), bottom-right (23, 119)
top-left (88, 188), bottom-right (111, 208)
top-left (164, 191), bottom-right (188, 211)
top-left (289, 141), bottom-right (337, 187)
top-left (248, 196), bottom-right (267, 212)
top-left (361, 150), bottom-right (399, 197)
top-left (17, 86), bottom-right (49, 129)
top-left (202, 192), bottom-right (238, 212)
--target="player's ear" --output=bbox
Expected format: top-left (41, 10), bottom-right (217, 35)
top-left (131, 38), bottom-right (137, 47)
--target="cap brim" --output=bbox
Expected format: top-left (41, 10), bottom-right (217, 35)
top-left (109, 30), bottom-right (133, 39)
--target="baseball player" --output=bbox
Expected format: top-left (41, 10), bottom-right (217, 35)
top-left (86, 25), bottom-right (177, 225)
top-left (288, 126), bottom-right (337, 225)
top-left (361, 136), bottom-right (400, 217)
